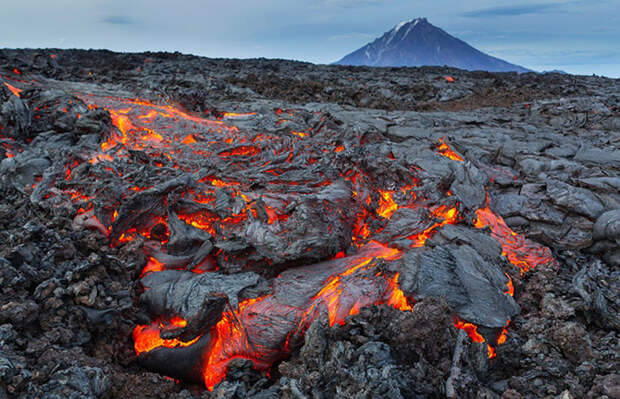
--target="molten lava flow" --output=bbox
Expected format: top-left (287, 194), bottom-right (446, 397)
top-left (1, 135), bottom-right (16, 158)
top-left (202, 304), bottom-right (254, 389)
top-left (133, 317), bottom-right (201, 354)
top-left (307, 242), bottom-right (401, 327)
top-left (505, 274), bottom-right (514, 296)
top-left (134, 242), bottom-right (412, 390)
top-left (75, 95), bottom-right (241, 167)
top-left (222, 112), bottom-right (256, 119)
top-left (6, 75), bottom-right (552, 391)
top-left (219, 145), bottom-right (259, 157)
top-left (377, 190), bottom-right (398, 218)
top-left (497, 321), bottom-right (510, 345)
top-left (453, 204), bottom-right (530, 359)
top-left (437, 138), bottom-right (463, 161)
top-left (408, 205), bottom-right (459, 248)
top-left (290, 131), bottom-right (307, 138)
top-left (474, 207), bottom-right (555, 273)
top-left (454, 317), bottom-right (484, 343)
top-left (460, 206), bottom-right (555, 357)
top-left (202, 242), bottom-right (405, 389)
top-left (181, 134), bottom-right (196, 144)
top-left (386, 273), bottom-right (413, 311)
top-left (3, 82), bottom-right (22, 97)
top-left (141, 257), bottom-right (164, 276)
top-left (454, 317), bottom-right (497, 359)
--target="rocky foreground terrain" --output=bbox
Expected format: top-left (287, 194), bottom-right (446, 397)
top-left (0, 49), bottom-right (618, 398)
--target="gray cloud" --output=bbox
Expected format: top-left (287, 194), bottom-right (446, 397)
top-left (101, 15), bottom-right (134, 25)
top-left (461, 3), bottom-right (560, 17)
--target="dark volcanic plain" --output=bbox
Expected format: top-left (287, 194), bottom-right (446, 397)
top-left (0, 49), bottom-right (618, 399)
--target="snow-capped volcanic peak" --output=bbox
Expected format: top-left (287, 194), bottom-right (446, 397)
top-left (393, 19), bottom-right (412, 33)
top-left (385, 18), bottom-right (427, 47)
top-left (335, 17), bottom-right (529, 73)
top-left (393, 17), bottom-right (426, 33)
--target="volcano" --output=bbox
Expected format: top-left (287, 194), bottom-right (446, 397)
top-left (1, 49), bottom-right (618, 398)
top-left (335, 18), bottom-right (530, 73)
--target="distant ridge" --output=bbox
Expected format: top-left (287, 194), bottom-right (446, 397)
top-left (335, 18), bottom-right (530, 73)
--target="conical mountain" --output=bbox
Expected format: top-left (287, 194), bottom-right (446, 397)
top-left (335, 18), bottom-right (529, 73)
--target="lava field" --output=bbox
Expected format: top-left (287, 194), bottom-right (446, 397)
top-left (0, 49), bottom-right (618, 398)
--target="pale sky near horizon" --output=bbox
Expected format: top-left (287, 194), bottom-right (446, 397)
top-left (1, 0), bottom-right (618, 77)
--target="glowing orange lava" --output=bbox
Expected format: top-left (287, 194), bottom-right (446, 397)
top-left (134, 242), bottom-right (410, 390)
top-left (454, 317), bottom-right (497, 359)
top-left (141, 257), bottom-right (165, 276)
top-left (3, 82), bottom-right (22, 97)
top-left (437, 138), bottom-right (463, 161)
top-left (10, 78), bottom-right (544, 391)
top-left (386, 273), bottom-right (413, 311)
top-left (408, 205), bottom-right (459, 247)
top-left (290, 131), bottom-right (307, 138)
top-left (454, 317), bottom-right (484, 343)
top-left (377, 190), bottom-right (398, 219)
top-left (133, 317), bottom-right (201, 354)
top-left (219, 145), bottom-right (259, 157)
top-left (222, 112), bottom-right (256, 119)
top-left (474, 207), bottom-right (555, 273)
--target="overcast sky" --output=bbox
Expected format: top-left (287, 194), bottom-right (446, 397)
top-left (1, 0), bottom-right (618, 77)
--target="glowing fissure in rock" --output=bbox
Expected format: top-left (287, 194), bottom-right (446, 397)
top-left (474, 207), bottom-right (555, 274)
top-left (3, 82), bottom-right (22, 97)
top-left (133, 316), bottom-right (201, 354)
top-left (437, 138), bottom-right (463, 161)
